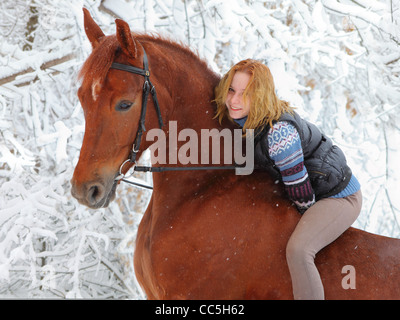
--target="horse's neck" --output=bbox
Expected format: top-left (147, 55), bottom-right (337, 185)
top-left (143, 40), bottom-right (237, 196)
top-left (150, 41), bottom-right (222, 131)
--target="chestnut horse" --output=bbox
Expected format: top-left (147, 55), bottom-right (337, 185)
top-left (71, 9), bottom-right (400, 299)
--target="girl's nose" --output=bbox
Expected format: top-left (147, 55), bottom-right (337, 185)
top-left (231, 93), bottom-right (240, 105)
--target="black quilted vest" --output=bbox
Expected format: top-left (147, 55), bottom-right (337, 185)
top-left (253, 111), bottom-right (352, 200)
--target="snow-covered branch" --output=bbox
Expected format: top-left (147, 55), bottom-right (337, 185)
top-left (0, 53), bottom-right (76, 86)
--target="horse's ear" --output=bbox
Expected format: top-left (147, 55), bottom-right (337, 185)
top-left (115, 19), bottom-right (137, 59)
top-left (83, 8), bottom-right (105, 49)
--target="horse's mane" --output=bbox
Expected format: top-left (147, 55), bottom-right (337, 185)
top-left (78, 33), bottom-right (214, 92)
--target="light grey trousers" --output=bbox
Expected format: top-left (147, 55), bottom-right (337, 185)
top-left (286, 190), bottom-right (362, 300)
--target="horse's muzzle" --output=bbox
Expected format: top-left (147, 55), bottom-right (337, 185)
top-left (71, 178), bottom-right (117, 209)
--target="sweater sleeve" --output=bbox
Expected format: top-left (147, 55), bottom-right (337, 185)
top-left (268, 121), bottom-right (315, 213)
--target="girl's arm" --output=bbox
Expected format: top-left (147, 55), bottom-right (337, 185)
top-left (268, 121), bottom-right (315, 213)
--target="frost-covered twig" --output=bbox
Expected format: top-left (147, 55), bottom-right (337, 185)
top-left (0, 53), bottom-right (76, 86)
top-left (99, 0), bottom-right (123, 19)
top-left (183, 0), bottom-right (191, 45)
top-left (384, 188), bottom-right (400, 235)
top-left (322, 0), bottom-right (400, 45)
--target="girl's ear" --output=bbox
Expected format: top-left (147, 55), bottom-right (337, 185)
top-left (115, 19), bottom-right (137, 59)
top-left (82, 8), bottom-right (105, 49)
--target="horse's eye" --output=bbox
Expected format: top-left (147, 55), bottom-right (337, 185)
top-left (116, 100), bottom-right (133, 111)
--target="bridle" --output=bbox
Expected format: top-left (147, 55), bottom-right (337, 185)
top-left (111, 45), bottom-right (163, 176)
top-left (111, 43), bottom-right (238, 190)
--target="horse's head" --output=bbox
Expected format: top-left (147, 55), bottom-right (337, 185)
top-left (71, 9), bottom-right (159, 208)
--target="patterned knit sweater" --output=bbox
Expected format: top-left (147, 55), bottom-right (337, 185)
top-left (234, 117), bottom-right (360, 213)
top-left (267, 121), bottom-right (315, 212)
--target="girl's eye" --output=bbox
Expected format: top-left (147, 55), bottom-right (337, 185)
top-left (228, 87), bottom-right (234, 92)
top-left (116, 100), bottom-right (133, 111)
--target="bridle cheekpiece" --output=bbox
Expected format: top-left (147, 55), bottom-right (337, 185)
top-left (111, 43), bottom-right (163, 181)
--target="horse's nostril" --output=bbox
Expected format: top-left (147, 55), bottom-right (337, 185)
top-left (89, 185), bottom-right (98, 198)
top-left (71, 177), bottom-right (115, 209)
top-left (87, 184), bottom-right (105, 206)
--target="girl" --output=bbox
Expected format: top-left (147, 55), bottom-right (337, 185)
top-left (214, 59), bottom-right (362, 300)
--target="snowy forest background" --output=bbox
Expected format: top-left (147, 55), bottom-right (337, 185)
top-left (1, 0), bottom-right (399, 298)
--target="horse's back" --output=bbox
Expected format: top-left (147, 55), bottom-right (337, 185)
top-left (318, 226), bottom-right (400, 299)
top-left (135, 171), bottom-right (400, 299)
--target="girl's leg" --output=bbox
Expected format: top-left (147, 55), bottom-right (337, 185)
top-left (286, 190), bottom-right (362, 300)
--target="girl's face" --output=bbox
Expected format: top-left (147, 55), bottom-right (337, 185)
top-left (225, 71), bottom-right (251, 119)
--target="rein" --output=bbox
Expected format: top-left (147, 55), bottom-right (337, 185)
top-left (120, 165), bottom-right (238, 190)
top-left (111, 43), bottom-right (238, 190)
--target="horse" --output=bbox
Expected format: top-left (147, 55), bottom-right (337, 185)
top-left (71, 8), bottom-right (400, 299)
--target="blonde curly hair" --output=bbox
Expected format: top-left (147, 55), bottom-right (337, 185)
top-left (214, 59), bottom-right (293, 133)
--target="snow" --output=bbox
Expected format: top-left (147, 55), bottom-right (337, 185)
top-left (103, 0), bottom-right (136, 22)
top-left (1, 0), bottom-right (400, 299)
